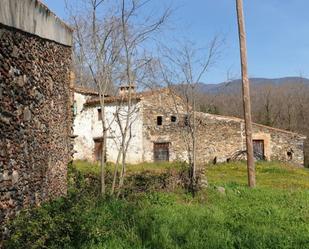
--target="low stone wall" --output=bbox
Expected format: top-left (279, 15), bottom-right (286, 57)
top-left (0, 22), bottom-right (73, 235)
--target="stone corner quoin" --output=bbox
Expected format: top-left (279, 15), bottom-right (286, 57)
top-left (0, 0), bottom-right (74, 231)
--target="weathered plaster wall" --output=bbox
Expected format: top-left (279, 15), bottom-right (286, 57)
top-left (0, 0), bottom-right (72, 46)
top-left (73, 94), bottom-right (144, 163)
top-left (0, 24), bottom-right (73, 230)
top-left (105, 103), bottom-right (144, 163)
top-left (72, 92), bottom-right (95, 160)
top-left (142, 92), bottom-right (305, 166)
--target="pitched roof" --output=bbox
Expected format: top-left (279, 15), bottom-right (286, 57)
top-left (82, 87), bottom-right (306, 138)
top-left (84, 88), bottom-right (170, 106)
top-left (74, 86), bottom-right (99, 96)
top-left (197, 112), bottom-right (306, 138)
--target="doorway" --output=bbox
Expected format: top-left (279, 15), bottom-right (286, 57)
top-left (94, 137), bottom-right (106, 162)
top-left (253, 139), bottom-right (265, 160)
top-left (154, 142), bottom-right (169, 162)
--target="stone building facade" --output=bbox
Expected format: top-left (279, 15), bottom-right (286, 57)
top-left (0, 0), bottom-right (73, 231)
top-left (73, 88), bottom-right (306, 166)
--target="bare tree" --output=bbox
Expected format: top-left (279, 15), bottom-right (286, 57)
top-left (67, 0), bottom-right (123, 195)
top-left (160, 38), bottom-right (221, 194)
top-left (68, 0), bottom-right (170, 196)
top-left (113, 0), bottom-right (170, 197)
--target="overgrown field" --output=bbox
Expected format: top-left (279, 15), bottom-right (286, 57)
top-left (4, 161), bottom-right (309, 249)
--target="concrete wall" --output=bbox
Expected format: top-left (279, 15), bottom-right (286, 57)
top-left (0, 0), bottom-right (72, 46)
top-left (73, 93), bottom-right (144, 163)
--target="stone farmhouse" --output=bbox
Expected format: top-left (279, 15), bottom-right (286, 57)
top-left (73, 86), bottom-right (306, 166)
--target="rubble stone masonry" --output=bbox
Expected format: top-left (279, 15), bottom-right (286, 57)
top-left (0, 12), bottom-right (73, 235)
top-left (142, 91), bottom-right (305, 166)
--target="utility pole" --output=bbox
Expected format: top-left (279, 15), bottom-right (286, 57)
top-left (235, 0), bottom-right (256, 187)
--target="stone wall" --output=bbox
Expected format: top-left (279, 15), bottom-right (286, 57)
top-left (142, 92), bottom-right (305, 166)
top-left (141, 90), bottom-right (187, 162)
top-left (252, 124), bottom-right (305, 165)
top-left (0, 23), bottom-right (73, 233)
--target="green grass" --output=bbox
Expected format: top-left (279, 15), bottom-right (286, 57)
top-left (73, 160), bottom-right (186, 175)
top-left (74, 160), bottom-right (309, 189)
top-left (5, 161), bottom-right (309, 249)
top-left (207, 161), bottom-right (309, 190)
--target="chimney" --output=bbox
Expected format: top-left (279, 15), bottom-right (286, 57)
top-left (118, 84), bottom-right (136, 96)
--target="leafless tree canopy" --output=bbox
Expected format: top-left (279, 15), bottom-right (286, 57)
top-left (159, 38), bottom-right (223, 193)
top-left (66, 0), bottom-right (171, 195)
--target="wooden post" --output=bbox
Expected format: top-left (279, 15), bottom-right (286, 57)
top-left (235, 0), bottom-right (256, 187)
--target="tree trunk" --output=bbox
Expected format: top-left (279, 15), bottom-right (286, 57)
top-left (191, 88), bottom-right (197, 193)
top-left (111, 147), bottom-right (122, 195)
top-left (100, 106), bottom-right (107, 195)
top-left (117, 149), bottom-right (126, 198)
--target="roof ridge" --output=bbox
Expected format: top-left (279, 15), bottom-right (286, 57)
top-left (197, 112), bottom-right (306, 137)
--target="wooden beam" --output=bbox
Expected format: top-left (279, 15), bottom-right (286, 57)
top-left (236, 0), bottom-right (256, 187)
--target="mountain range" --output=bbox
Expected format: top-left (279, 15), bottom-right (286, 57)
top-left (197, 77), bottom-right (309, 94)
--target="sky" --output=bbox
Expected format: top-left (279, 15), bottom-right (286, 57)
top-left (43, 0), bottom-right (309, 84)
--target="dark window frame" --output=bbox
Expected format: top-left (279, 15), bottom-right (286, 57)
top-left (93, 137), bottom-right (106, 162)
top-left (98, 108), bottom-right (102, 121)
top-left (157, 116), bottom-right (163, 126)
top-left (184, 115), bottom-right (189, 126)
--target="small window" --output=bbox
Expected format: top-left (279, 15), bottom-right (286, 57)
top-left (98, 108), bottom-right (102, 121)
top-left (171, 116), bottom-right (177, 123)
top-left (184, 115), bottom-right (189, 126)
top-left (157, 116), bottom-right (163, 126)
top-left (287, 149), bottom-right (294, 161)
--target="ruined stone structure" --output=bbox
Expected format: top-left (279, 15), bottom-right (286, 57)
top-left (73, 87), bottom-right (306, 166)
top-left (0, 0), bottom-right (73, 231)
